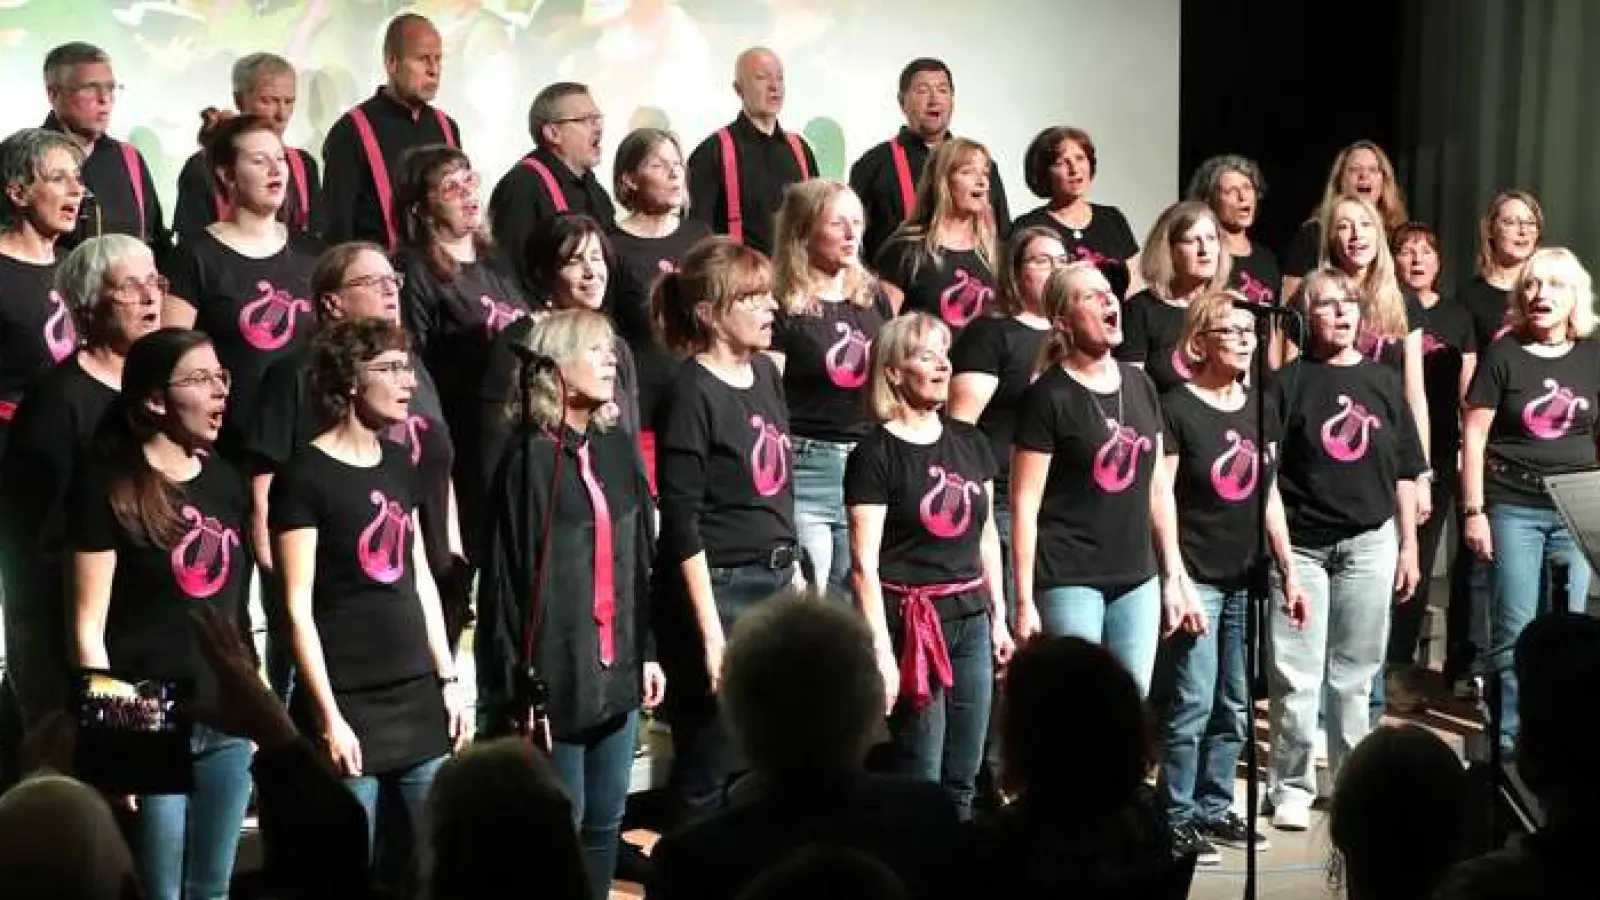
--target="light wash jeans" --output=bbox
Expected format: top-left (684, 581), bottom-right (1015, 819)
top-left (137, 726), bottom-right (254, 900)
top-left (1159, 582), bottom-right (1249, 827)
top-left (1036, 577), bottom-right (1162, 696)
top-left (792, 437), bottom-right (853, 601)
top-left (1268, 522), bottom-right (1397, 811)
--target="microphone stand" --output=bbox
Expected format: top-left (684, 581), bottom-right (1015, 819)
top-left (1240, 312), bottom-right (1271, 900)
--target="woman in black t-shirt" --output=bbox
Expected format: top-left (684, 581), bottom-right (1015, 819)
top-left (1012, 262), bottom-right (1201, 697)
top-left (69, 329), bottom-right (252, 900)
top-left (165, 115), bottom-right (322, 460)
top-left (0, 234), bottom-right (163, 729)
top-left (271, 318), bottom-right (465, 891)
top-left (1281, 141), bottom-right (1409, 300)
top-left (476, 309), bottom-right (665, 900)
top-left (394, 145), bottom-right (533, 562)
top-left (652, 238), bottom-right (797, 817)
top-left (1267, 267), bottom-right (1424, 832)
top-left (1012, 126), bottom-right (1140, 298)
top-left (1157, 291), bottom-right (1307, 859)
top-left (1119, 201), bottom-right (1232, 394)
top-left (1188, 155), bottom-right (1282, 307)
top-left (846, 313), bottom-right (1011, 816)
top-left (873, 138), bottom-right (999, 332)
top-left (0, 128), bottom-right (85, 454)
top-left (1463, 190), bottom-right (1544, 352)
top-left (1461, 247), bottom-right (1600, 756)
top-left (769, 180), bottom-right (887, 598)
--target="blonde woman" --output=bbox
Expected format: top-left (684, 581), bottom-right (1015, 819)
top-left (1461, 247), bottom-right (1599, 756)
top-left (767, 179), bottom-right (889, 597)
top-left (846, 312), bottom-right (1011, 817)
top-left (1011, 262), bottom-right (1202, 697)
top-left (1462, 190), bottom-right (1543, 351)
top-left (873, 137), bottom-right (999, 332)
top-left (1118, 200), bottom-right (1233, 393)
top-left (1282, 141), bottom-right (1409, 298)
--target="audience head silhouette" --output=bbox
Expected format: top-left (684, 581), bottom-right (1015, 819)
top-left (0, 773), bottom-right (139, 900)
top-left (734, 844), bottom-right (910, 900)
top-left (1515, 611), bottom-right (1600, 815)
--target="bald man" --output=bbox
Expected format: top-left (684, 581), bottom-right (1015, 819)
top-left (687, 47), bottom-right (817, 255)
top-left (320, 13), bottom-right (462, 246)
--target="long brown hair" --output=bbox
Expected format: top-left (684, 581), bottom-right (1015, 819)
top-left (394, 144), bottom-right (493, 283)
top-left (880, 138), bottom-right (998, 283)
top-left (651, 237), bottom-right (773, 355)
top-left (95, 329), bottom-right (215, 548)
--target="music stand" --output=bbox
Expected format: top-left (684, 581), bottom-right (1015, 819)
top-left (1543, 471), bottom-right (1600, 584)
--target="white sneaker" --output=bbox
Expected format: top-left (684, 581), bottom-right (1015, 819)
top-left (1271, 802), bottom-right (1311, 832)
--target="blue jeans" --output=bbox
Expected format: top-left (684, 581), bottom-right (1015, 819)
top-left (344, 754), bottom-right (446, 896)
top-left (1487, 503), bottom-right (1591, 753)
top-left (137, 726), bottom-right (254, 900)
top-left (1159, 583), bottom-right (1248, 827)
top-left (551, 711), bottom-right (640, 900)
top-left (887, 611), bottom-right (993, 818)
top-left (1036, 578), bottom-right (1162, 696)
top-left (668, 562), bottom-right (796, 819)
top-left (793, 438), bottom-right (852, 600)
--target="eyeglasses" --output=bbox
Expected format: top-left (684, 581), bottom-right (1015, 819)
top-left (733, 291), bottom-right (773, 310)
top-left (432, 171), bottom-right (480, 202)
top-left (552, 113), bottom-right (605, 128)
top-left (1497, 217), bottom-right (1539, 230)
top-left (69, 81), bottom-right (123, 99)
top-left (107, 274), bottom-right (169, 305)
top-left (363, 359), bottom-right (416, 380)
top-left (1204, 326), bottom-right (1256, 341)
top-left (169, 368), bottom-right (232, 391)
top-left (342, 273), bottom-right (404, 292)
top-left (1024, 253), bottom-right (1073, 269)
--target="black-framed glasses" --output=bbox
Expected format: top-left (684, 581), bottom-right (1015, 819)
top-left (552, 113), bottom-right (605, 128)
top-left (107, 274), bottom-right (169, 305)
top-left (1204, 326), bottom-right (1256, 341)
top-left (169, 368), bottom-right (231, 391)
top-left (362, 359), bottom-right (416, 380)
top-left (342, 273), bottom-right (404, 292)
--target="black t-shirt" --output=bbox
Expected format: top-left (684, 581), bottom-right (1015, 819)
top-left (845, 418), bottom-right (996, 618)
top-left (1466, 337), bottom-right (1600, 509)
top-left (1162, 387), bottom-right (1279, 586)
top-left (1414, 295), bottom-right (1477, 454)
top-left (608, 220), bottom-right (714, 425)
top-left (1460, 276), bottom-right (1513, 353)
top-left (169, 229), bottom-right (322, 456)
top-left (771, 296), bottom-right (889, 442)
top-left (68, 455), bottom-right (251, 707)
top-left (1274, 358), bottom-right (1427, 545)
top-left (1230, 242), bottom-right (1283, 307)
top-left (873, 240), bottom-right (996, 332)
top-left (1117, 290), bottom-right (1193, 394)
top-left (949, 315), bottom-right (1048, 481)
top-left (1013, 363), bottom-right (1163, 588)
top-left (1282, 220), bottom-right (1321, 279)
top-left (656, 355), bottom-right (795, 567)
top-left (0, 253), bottom-right (72, 430)
top-left (269, 443), bottom-right (433, 691)
top-left (1010, 204), bottom-right (1140, 298)
top-left (1353, 292), bottom-right (1424, 376)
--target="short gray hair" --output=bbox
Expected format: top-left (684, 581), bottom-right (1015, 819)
top-left (57, 235), bottom-right (149, 345)
top-left (42, 42), bottom-right (109, 89)
top-left (231, 53), bottom-right (294, 99)
top-left (721, 593), bottom-right (883, 778)
top-left (527, 82), bottom-right (589, 146)
top-left (1185, 153), bottom-right (1268, 207)
top-left (0, 128), bottom-right (84, 229)
top-left (506, 309), bottom-right (619, 431)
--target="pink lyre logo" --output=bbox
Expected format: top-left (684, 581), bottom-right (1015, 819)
top-left (1421, 331), bottom-right (1448, 356)
top-left (44, 289), bottom-right (77, 362)
top-left (1092, 417), bottom-right (1153, 494)
top-left (1210, 429), bottom-right (1259, 503)
top-left (383, 414), bottom-right (430, 466)
top-left (357, 491), bottom-right (410, 584)
top-left (657, 259), bottom-right (679, 275)
top-left (480, 296), bottom-right (526, 337)
top-left (1320, 394), bottom-right (1382, 462)
top-left (824, 322), bottom-right (870, 389)
top-left (748, 415), bottom-right (791, 497)
top-left (169, 505), bottom-right (240, 599)
top-left (1237, 270), bottom-right (1274, 305)
top-left (938, 268), bottom-right (993, 329)
top-left (238, 280), bottom-right (310, 351)
top-left (1355, 328), bottom-right (1394, 362)
top-left (1522, 378), bottom-right (1589, 440)
top-left (919, 465), bottom-right (982, 539)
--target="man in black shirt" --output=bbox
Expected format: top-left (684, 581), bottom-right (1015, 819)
top-left (489, 81), bottom-right (617, 287)
top-left (687, 47), bottom-right (818, 256)
top-left (320, 13), bottom-right (462, 247)
top-left (39, 42), bottom-right (171, 267)
top-left (849, 58), bottom-right (1011, 264)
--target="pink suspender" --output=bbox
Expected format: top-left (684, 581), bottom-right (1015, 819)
top-left (349, 105), bottom-right (459, 248)
top-left (211, 148), bottom-right (313, 229)
top-left (889, 138), bottom-right (917, 219)
top-left (715, 126), bottom-right (812, 244)
top-left (118, 143), bottom-right (146, 239)
top-left (519, 157), bottom-right (569, 212)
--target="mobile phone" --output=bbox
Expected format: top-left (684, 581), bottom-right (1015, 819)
top-left (71, 669), bottom-right (194, 796)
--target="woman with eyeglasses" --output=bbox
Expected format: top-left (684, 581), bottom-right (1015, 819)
top-left (67, 328), bottom-right (252, 900)
top-left (1280, 141), bottom-right (1410, 301)
top-left (1118, 200), bottom-right (1233, 394)
top-left (0, 127), bottom-right (86, 457)
top-left (0, 234), bottom-right (162, 751)
top-left (1462, 191), bottom-right (1544, 353)
top-left (164, 114), bottom-right (323, 460)
top-left (394, 145), bottom-right (531, 563)
top-left (271, 317), bottom-right (467, 894)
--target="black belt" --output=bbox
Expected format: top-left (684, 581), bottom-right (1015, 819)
top-left (729, 543), bottom-right (798, 571)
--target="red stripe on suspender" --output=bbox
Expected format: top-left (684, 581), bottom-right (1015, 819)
top-left (286, 148), bottom-right (310, 230)
top-left (519, 157), bottom-right (569, 212)
top-left (119, 143), bottom-right (146, 240)
top-left (716, 127), bottom-right (811, 245)
top-left (889, 138), bottom-right (916, 219)
top-left (349, 106), bottom-right (458, 248)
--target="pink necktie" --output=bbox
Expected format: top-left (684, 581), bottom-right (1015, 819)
top-left (575, 442), bottom-right (616, 666)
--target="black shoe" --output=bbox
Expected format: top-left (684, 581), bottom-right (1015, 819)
top-left (1171, 822), bottom-right (1221, 866)
top-left (1199, 811), bottom-right (1272, 852)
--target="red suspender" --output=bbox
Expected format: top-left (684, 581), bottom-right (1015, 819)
top-left (212, 189), bottom-right (229, 223)
top-left (119, 143), bottom-right (146, 239)
top-left (519, 157), bottom-right (569, 212)
top-left (434, 108), bottom-right (457, 148)
top-left (349, 106), bottom-right (457, 248)
top-left (889, 138), bottom-right (916, 219)
top-left (286, 148), bottom-right (310, 230)
top-left (716, 127), bottom-right (812, 245)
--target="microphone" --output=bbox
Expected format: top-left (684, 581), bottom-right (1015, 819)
top-left (507, 343), bottom-right (558, 372)
top-left (1232, 297), bottom-right (1295, 316)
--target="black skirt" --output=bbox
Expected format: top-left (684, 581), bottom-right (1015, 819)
top-left (296, 673), bottom-right (449, 775)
